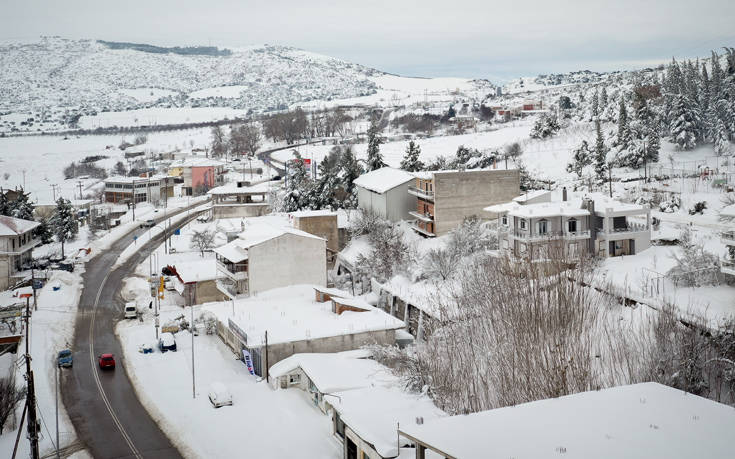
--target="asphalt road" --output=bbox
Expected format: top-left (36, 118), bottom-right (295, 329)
top-left (62, 205), bottom-right (205, 459)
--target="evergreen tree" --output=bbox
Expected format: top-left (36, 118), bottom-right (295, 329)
top-left (51, 197), bottom-right (78, 259)
top-left (714, 117), bottom-right (731, 156)
top-left (670, 94), bottom-right (700, 150)
top-left (113, 161), bottom-right (127, 176)
top-left (600, 86), bottom-right (608, 109)
top-left (400, 141), bottom-right (424, 172)
top-left (591, 90), bottom-right (599, 118)
top-left (308, 148), bottom-right (341, 209)
top-left (566, 140), bottom-right (592, 178)
top-left (0, 192), bottom-right (10, 216)
top-left (11, 191), bottom-right (34, 221)
top-left (283, 152), bottom-right (312, 212)
top-left (338, 146), bottom-right (363, 196)
top-left (33, 217), bottom-right (53, 245)
top-left (617, 98), bottom-right (630, 149)
top-left (530, 114), bottom-right (560, 139)
top-left (366, 119), bottom-right (386, 171)
top-left (454, 145), bottom-right (473, 166)
top-left (594, 120), bottom-right (608, 182)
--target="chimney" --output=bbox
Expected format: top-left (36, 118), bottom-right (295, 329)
top-left (562, 187), bottom-right (567, 202)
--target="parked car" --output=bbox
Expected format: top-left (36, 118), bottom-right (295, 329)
top-left (124, 302), bottom-right (138, 319)
top-left (98, 353), bottom-right (116, 370)
top-left (139, 219), bottom-right (155, 228)
top-left (208, 382), bottom-right (233, 408)
top-left (57, 349), bottom-right (73, 368)
top-left (159, 332), bottom-right (177, 352)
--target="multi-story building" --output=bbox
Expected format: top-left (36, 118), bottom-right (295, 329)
top-left (487, 190), bottom-right (651, 260)
top-left (172, 158), bottom-right (226, 196)
top-left (721, 204), bottom-right (735, 276)
top-left (209, 182), bottom-right (270, 219)
top-left (214, 219), bottom-right (326, 297)
top-left (0, 216), bottom-right (40, 291)
top-left (104, 175), bottom-right (175, 205)
top-left (408, 168), bottom-right (520, 237)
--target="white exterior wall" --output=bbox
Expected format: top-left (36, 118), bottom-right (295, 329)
top-left (384, 182), bottom-right (415, 222)
top-left (247, 233), bottom-right (326, 294)
top-left (357, 186), bottom-right (388, 220)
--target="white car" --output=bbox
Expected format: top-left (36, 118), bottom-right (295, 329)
top-left (208, 382), bottom-right (233, 408)
top-left (124, 302), bottom-right (138, 319)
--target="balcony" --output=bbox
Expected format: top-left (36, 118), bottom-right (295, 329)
top-left (722, 231), bottom-right (735, 246)
top-left (722, 260), bottom-right (735, 277)
top-left (409, 210), bottom-right (434, 223)
top-left (596, 222), bottom-right (648, 235)
top-left (408, 186), bottom-right (434, 201)
top-left (511, 230), bottom-right (591, 243)
top-left (216, 260), bottom-right (248, 281)
top-left (408, 220), bottom-right (436, 237)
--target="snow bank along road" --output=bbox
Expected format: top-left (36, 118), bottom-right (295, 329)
top-left (62, 203), bottom-right (207, 458)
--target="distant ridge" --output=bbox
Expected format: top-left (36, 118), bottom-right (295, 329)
top-left (98, 40), bottom-right (232, 57)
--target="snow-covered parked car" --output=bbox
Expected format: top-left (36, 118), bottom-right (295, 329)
top-left (208, 382), bottom-right (233, 408)
top-left (158, 332), bottom-right (177, 352)
top-left (124, 302), bottom-right (138, 319)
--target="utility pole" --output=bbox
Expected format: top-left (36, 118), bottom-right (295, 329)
top-left (23, 296), bottom-right (40, 459)
top-left (264, 330), bottom-right (269, 383)
top-left (51, 184), bottom-right (58, 201)
top-left (608, 164), bottom-right (613, 198)
top-left (77, 180), bottom-right (84, 200)
top-left (55, 363), bottom-right (60, 459)
top-left (190, 283), bottom-right (196, 399)
top-left (131, 179), bottom-right (136, 221)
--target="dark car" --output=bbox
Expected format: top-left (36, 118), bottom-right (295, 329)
top-left (57, 349), bottom-right (73, 368)
top-left (98, 353), bottom-right (116, 370)
top-left (158, 333), bottom-right (177, 352)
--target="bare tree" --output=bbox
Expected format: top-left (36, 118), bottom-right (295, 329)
top-left (424, 248), bottom-right (458, 280)
top-left (241, 123), bottom-right (262, 158)
top-left (190, 229), bottom-right (216, 257)
top-left (0, 377), bottom-right (26, 434)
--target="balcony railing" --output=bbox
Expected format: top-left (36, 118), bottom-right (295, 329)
top-left (409, 210), bottom-right (434, 222)
top-left (216, 260), bottom-right (248, 281)
top-left (408, 220), bottom-right (436, 237)
top-left (407, 186), bottom-right (434, 201)
top-left (596, 222), bottom-right (648, 235)
top-left (511, 230), bottom-right (591, 242)
top-left (722, 231), bottom-right (735, 245)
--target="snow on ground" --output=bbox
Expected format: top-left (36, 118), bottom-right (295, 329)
top-left (78, 107), bottom-right (251, 130)
top-left (273, 121), bottom-right (532, 167)
top-left (116, 312), bottom-right (342, 459)
top-left (116, 88), bottom-right (178, 103)
top-left (188, 85), bottom-right (250, 99)
top-left (0, 271), bottom-right (83, 457)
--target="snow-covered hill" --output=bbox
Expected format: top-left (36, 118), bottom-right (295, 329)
top-left (0, 37), bottom-right (384, 132)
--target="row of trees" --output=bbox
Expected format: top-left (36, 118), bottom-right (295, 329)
top-left (210, 123), bottom-right (261, 159)
top-left (262, 107), bottom-right (354, 144)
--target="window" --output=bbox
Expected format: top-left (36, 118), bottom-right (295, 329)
top-left (567, 218), bottom-right (577, 233)
top-left (538, 219), bottom-right (548, 235)
top-left (289, 374), bottom-right (301, 384)
top-left (501, 215), bottom-right (508, 226)
top-left (520, 219), bottom-right (527, 230)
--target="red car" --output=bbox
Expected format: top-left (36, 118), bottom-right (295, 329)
top-left (98, 353), bottom-right (116, 370)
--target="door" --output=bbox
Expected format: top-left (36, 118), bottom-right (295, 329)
top-left (346, 438), bottom-right (358, 459)
top-left (629, 238), bottom-right (635, 255)
top-left (609, 241), bottom-right (615, 257)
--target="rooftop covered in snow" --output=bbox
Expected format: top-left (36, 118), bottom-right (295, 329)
top-left (399, 382), bottom-right (735, 459)
top-left (203, 285), bottom-right (405, 347)
top-left (353, 167), bottom-right (414, 194)
top-left (208, 182), bottom-right (273, 195)
top-left (0, 215), bottom-right (40, 236)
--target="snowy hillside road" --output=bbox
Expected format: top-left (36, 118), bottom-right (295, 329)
top-left (62, 204), bottom-right (206, 459)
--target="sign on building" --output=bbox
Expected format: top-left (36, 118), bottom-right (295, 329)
top-left (242, 349), bottom-right (255, 375)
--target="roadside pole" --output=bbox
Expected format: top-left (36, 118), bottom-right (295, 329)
top-left (190, 283), bottom-right (196, 399)
top-left (55, 363), bottom-right (60, 459)
top-left (23, 295), bottom-right (40, 459)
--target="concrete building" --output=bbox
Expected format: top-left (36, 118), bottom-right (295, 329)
top-left (487, 191), bottom-right (651, 260)
top-left (171, 259), bottom-right (228, 305)
top-left (409, 168), bottom-right (520, 237)
top-left (214, 219), bottom-right (327, 297)
top-left (104, 175), bottom-right (175, 205)
top-left (209, 182), bottom-right (271, 219)
top-left (721, 204), bottom-right (735, 277)
top-left (354, 167), bottom-right (415, 222)
top-left (289, 210), bottom-right (339, 260)
top-left (0, 216), bottom-right (40, 291)
top-left (399, 383), bottom-right (735, 459)
top-left (171, 158), bottom-right (226, 196)
top-left (204, 285), bottom-right (404, 377)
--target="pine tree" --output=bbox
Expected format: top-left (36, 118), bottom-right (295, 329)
top-left (11, 191), bottom-right (34, 221)
top-left (338, 146), bottom-right (363, 197)
top-left (309, 148), bottom-right (341, 209)
top-left (594, 120), bottom-right (608, 182)
top-left (51, 197), bottom-right (78, 259)
top-left (617, 98), bottom-right (630, 149)
top-left (366, 119), bottom-right (386, 171)
top-left (33, 217), bottom-right (53, 245)
top-left (591, 90), bottom-right (599, 118)
top-left (0, 191), bottom-right (10, 216)
top-left (670, 94), bottom-right (700, 150)
top-left (600, 86), bottom-right (608, 109)
top-left (113, 161), bottom-right (127, 176)
top-left (714, 117), bottom-right (731, 156)
top-left (566, 140), bottom-right (592, 178)
top-left (400, 141), bottom-right (424, 172)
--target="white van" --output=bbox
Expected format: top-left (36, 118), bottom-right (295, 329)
top-left (124, 302), bottom-right (138, 319)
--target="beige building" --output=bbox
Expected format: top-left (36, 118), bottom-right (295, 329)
top-left (209, 182), bottom-right (271, 219)
top-left (0, 216), bottom-right (40, 291)
top-left (409, 168), bottom-right (520, 237)
top-left (289, 210), bottom-right (339, 256)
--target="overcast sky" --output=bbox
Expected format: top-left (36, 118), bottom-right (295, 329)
top-left (3, 0), bottom-right (735, 80)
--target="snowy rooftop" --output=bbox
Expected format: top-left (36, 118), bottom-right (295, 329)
top-left (483, 201), bottom-right (518, 214)
top-left (0, 215), bottom-right (40, 236)
top-left (414, 165), bottom-right (517, 180)
top-left (213, 218), bottom-right (324, 263)
top-left (333, 386), bottom-right (445, 458)
top-left (512, 189), bottom-right (551, 203)
top-left (174, 259), bottom-right (219, 283)
top-left (353, 167), bottom-right (414, 194)
top-left (269, 352), bottom-right (396, 394)
top-left (331, 296), bottom-right (374, 311)
top-left (399, 383), bottom-right (735, 459)
top-left (203, 285), bottom-right (405, 346)
top-left (720, 204), bottom-right (735, 218)
top-left (104, 174), bottom-right (171, 184)
top-left (507, 200), bottom-right (590, 219)
top-left (289, 209), bottom-right (338, 218)
top-left (174, 157), bottom-right (226, 168)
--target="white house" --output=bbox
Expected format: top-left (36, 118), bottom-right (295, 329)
top-left (399, 382), bottom-right (735, 459)
top-left (0, 216), bottom-right (40, 291)
top-left (214, 219), bottom-right (327, 296)
top-left (354, 167), bottom-right (415, 222)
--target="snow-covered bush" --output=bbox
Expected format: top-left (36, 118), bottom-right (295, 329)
top-left (668, 227), bottom-right (723, 287)
top-left (688, 201), bottom-right (707, 215)
top-left (658, 195), bottom-right (681, 213)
